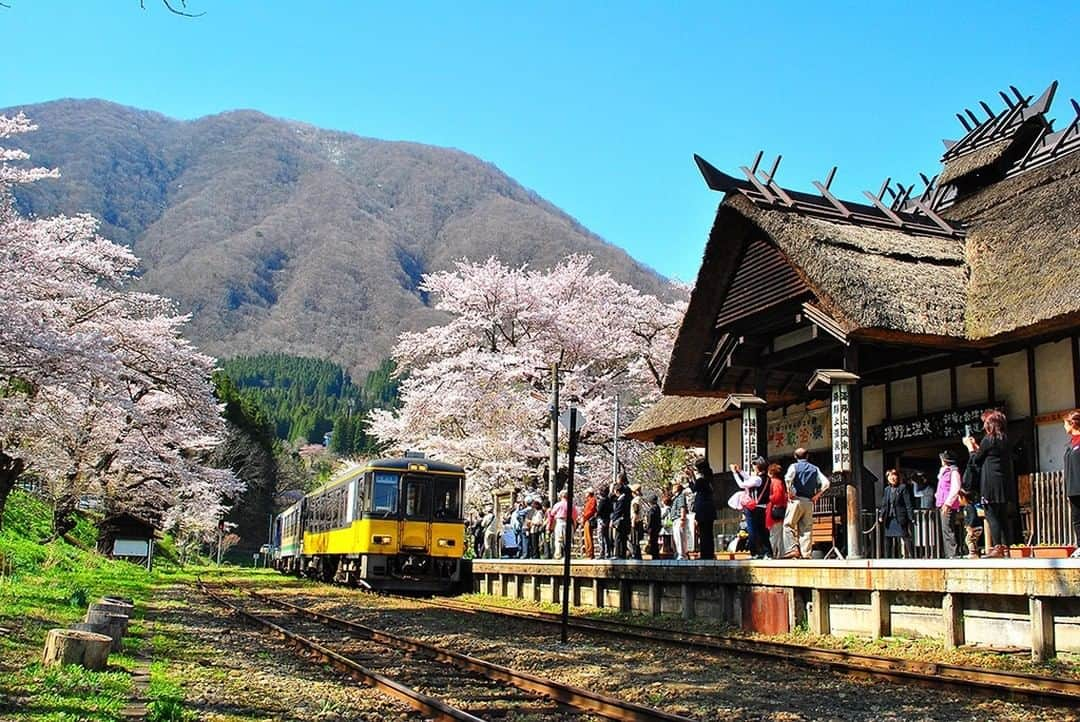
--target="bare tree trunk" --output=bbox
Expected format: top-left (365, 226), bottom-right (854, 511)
top-left (0, 452), bottom-right (26, 530)
top-left (50, 494), bottom-right (79, 541)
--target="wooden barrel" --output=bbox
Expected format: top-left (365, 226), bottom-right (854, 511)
top-left (42, 628), bottom-right (112, 670)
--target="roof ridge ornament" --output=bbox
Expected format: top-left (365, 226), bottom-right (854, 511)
top-left (693, 154), bottom-right (966, 239)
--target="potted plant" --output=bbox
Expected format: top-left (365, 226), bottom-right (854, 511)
top-left (1008, 545), bottom-right (1033, 558)
top-left (1031, 544), bottom-right (1077, 559)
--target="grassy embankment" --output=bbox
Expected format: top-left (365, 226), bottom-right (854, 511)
top-left (0, 490), bottom-right (264, 722)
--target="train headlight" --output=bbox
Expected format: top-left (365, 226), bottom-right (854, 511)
top-left (436, 538), bottom-right (456, 548)
top-left (372, 535), bottom-right (392, 545)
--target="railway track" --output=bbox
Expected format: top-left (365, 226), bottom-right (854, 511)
top-left (397, 594), bottom-right (1080, 707)
top-left (199, 581), bottom-right (693, 722)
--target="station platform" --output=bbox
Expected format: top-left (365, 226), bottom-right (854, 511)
top-left (470, 557), bottom-right (1080, 660)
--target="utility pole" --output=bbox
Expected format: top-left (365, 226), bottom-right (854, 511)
top-left (560, 407), bottom-right (583, 644)
top-left (612, 394), bottom-right (620, 485)
top-left (548, 361), bottom-right (560, 503)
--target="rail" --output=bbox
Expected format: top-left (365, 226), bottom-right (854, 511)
top-left (410, 594), bottom-right (1080, 706)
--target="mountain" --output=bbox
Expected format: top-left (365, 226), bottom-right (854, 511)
top-left (5, 99), bottom-right (668, 375)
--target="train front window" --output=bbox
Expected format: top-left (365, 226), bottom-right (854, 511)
top-left (403, 476), bottom-right (430, 520)
top-left (372, 472), bottom-right (399, 515)
top-left (433, 477), bottom-right (463, 520)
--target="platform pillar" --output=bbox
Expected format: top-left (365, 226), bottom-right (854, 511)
top-left (499, 573), bottom-right (507, 596)
top-left (682, 583), bottom-right (696, 620)
top-left (549, 575), bottom-right (560, 604)
top-left (809, 589), bottom-right (829, 636)
top-left (649, 582), bottom-right (661, 616)
top-left (486, 574), bottom-right (494, 595)
top-left (942, 593), bottom-right (963, 649)
top-left (593, 578), bottom-right (603, 608)
top-left (785, 587), bottom-right (796, 632)
top-left (515, 574), bottom-right (524, 599)
top-left (532, 575), bottom-right (542, 603)
top-left (1030, 597), bottom-right (1055, 662)
top-left (619, 580), bottom-right (632, 613)
top-left (870, 590), bottom-right (890, 640)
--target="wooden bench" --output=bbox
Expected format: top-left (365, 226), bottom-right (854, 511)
top-left (812, 512), bottom-right (843, 559)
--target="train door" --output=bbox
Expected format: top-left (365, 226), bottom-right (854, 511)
top-left (399, 474), bottom-right (431, 552)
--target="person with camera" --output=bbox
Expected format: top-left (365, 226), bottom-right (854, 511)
top-left (963, 409), bottom-right (1013, 558)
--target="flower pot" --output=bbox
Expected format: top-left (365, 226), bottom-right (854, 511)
top-left (1008, 546), bottom-right (1033, 558)
top-left (1032, 545), bottom-right (1077, 559)
top-left (732, 551), bottom-right (752, 560)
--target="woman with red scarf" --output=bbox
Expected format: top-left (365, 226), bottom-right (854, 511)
top-left (1063, 410), bottom-right (1080, 558)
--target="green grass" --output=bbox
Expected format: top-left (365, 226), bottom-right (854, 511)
top-left (0, 491), bottom-right (155, 721)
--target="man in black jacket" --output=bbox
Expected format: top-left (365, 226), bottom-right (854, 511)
top-left (611, 477), bottom-right (631, 559)
top-left (596, 487), bottom-right (613, 559)
top-left (689, 459), bottom-right (717, 559)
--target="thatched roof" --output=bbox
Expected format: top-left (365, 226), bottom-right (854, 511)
top-left (623, 395), bottom-right (731, 443)
top-left (728, 194), bottom-right (968, 337)
top-left (666, 141), bottom-right (1080, 397)
top-left (938, 139), bottom-right (1013, 186)
top-left (946, 148), bottom-right (1080, 339)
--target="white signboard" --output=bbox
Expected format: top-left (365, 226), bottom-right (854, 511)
top-left (558, 408), bottom-right (587, 432)
top-left (112, 539), bottom-right (150, 557)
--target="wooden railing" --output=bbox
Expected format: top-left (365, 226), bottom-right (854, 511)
top-left (1029, 471), bottom-right (1072, 546)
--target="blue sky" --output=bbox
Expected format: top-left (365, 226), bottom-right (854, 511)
top-left (5, 1), bottom-right (1079, 281)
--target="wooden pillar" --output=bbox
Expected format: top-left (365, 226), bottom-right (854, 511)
top-left (870, 590), bottom-right (890, 640)
top-left (942, 593), bottom-right (963, 649)
top-left (593, 578), bottom-right (603, 608)
top-left (845, 345), bottom-right (867, 558)
top-left (1030, 597), bottom-right (1055, 662)
top-left (532, 575), bottom-right (542, 603)
top-left (682, 583), bottom-right (696, 620)
top-left (649, 582), bottom-right (661, 616)
top-left (810, 589), bottom-right (830, 636)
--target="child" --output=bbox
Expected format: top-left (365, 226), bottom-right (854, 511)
top-left (958, 487), bottom-right (983, 559)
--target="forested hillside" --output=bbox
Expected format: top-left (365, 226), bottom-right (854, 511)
top-left (6, 99), bottom-right (669, 377)
top-left (217, 353), bottom-right (397, 454)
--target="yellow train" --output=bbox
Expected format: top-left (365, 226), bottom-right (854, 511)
top-left (273, 456), bottom-right (466, 592)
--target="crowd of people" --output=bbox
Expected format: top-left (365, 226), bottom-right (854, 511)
top-left (469, 408), bottom-right (1080, 561)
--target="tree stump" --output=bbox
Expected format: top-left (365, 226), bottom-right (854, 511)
top-left (92, 600), bottom-right (134, 618)
top-left (83, 611), bottom-right (128, 651)
top-left (41, 629), bottom-right (112, 670)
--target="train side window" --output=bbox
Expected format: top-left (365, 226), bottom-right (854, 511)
top-left (433, 477), bottom-right (463, 520)
top-left (403, 476), bottom-right (430, 520)
top-left (372, 472), bottom-right (399, 515)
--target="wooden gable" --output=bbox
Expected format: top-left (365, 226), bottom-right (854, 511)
top-left (713, 237), bottom-right (808, 330)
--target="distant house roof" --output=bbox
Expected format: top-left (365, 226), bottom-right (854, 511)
top-left (665, 79), bottom-right (1080, 396)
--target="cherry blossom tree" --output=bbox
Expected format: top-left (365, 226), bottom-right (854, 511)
top-left (368, 255), bottom-right (687, 509)
top-left (0, 113), bottom-right (240, 537)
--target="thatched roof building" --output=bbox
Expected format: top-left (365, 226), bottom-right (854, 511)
top-left (633, 80), bottom-right (1080, 461)
top-left (662, 79), bottom-right (1080, 402)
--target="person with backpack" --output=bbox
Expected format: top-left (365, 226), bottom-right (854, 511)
top-left (936, 451), bottom-right (963, 558)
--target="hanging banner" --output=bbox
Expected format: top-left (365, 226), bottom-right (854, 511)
top-left (742, 407), bottom-right (758, 471)
top-left (831, 384), bottom-right (852, 472)
top-left (767, 407), bottom-right (830, 457)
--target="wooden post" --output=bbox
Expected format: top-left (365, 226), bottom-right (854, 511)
top-left (942, 593), bottom-right (963, 649)
top-left (593, 578), bottom-right (603, 608)
top-left (682, 583), bottom-right (696, 620)
top-left (870, 590), bottom-right (890, 640)
top-left (1030, 597), bottom-right (1055, 662)
top-left (42, 629), bottom-right (112, 670)
top-left (810, 589), bottom-right (830, 636)
top-left (649, 582), bottom-right (661, 616)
